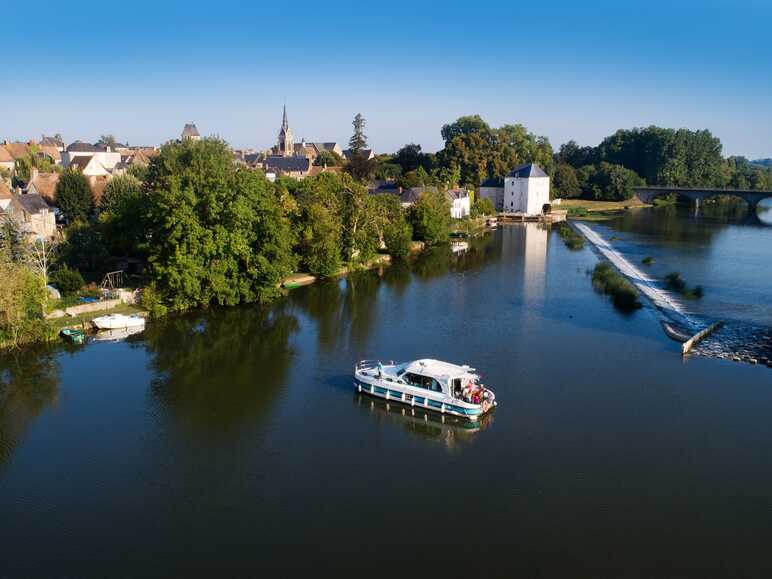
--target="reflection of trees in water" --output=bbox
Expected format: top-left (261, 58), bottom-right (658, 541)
top-left (412, 234), bottom-right (499, 282)
top-left (291, 233), bottom-right (501, 352)
top-left (0, 347), bottom-right (60, 471)
top-left (144, 305), bottom-right (298, 434)
top-left (610, 206), bottom-right (724, 245)
top-left (290, 271), bottom-right (382, 352)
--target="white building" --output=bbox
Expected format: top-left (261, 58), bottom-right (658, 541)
top-left (503, 163), bottom-right (550, 215)
top-left (61, 142), bottom-right (121, 172)
top-left (447, 188), bottom-right (471, 219)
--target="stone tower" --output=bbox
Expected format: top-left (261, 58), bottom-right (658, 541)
top-left (278, 105), bottom-right (294, 157)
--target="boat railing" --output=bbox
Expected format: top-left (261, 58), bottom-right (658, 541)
top-left (356, 360), bottom-right (394, 372)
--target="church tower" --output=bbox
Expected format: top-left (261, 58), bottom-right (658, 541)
top-left (278, 105), bottom-right (294, 157)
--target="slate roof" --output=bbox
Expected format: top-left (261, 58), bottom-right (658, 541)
top-left (446, 188), bottom-right (469, 201)
top-left (182, 123), bottom-right (200, 138)
top-left (69, 156), bottom-right (94, 170)
top-left (40, 135), bottom-right (65, 147)
top-left (507, 163), bottom-right (548, 179)
top-left (481, 177), bottom-right (504, 188)
top-left (263, 156), bottom-right (311, 173)
top-left (66, 141), bottom-right (105, 153)
top-left (16, 193), bottom-right (51, 214)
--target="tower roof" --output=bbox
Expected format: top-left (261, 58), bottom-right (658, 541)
top-left (507, 163), bottom-right (548, 179)
top-left (281, 105), bottom-right (289, 132)
top-left (182, 123), bottom-right (200, 138)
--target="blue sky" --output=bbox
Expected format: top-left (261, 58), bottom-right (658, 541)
top-left (2, 0), bottom-right (771, 157)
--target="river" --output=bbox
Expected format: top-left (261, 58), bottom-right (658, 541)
top-left (1, 214), bottom-right (772, 578)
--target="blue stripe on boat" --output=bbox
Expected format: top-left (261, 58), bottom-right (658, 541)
top-left (389, 390), bottom-right (403, 399)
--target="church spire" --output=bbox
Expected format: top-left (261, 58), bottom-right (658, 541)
top-left (278, 104), bottom-right (294, 157)
top-left (281, 104), bottom-right (289, 131)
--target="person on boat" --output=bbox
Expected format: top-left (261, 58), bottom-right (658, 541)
top-left (377, 362), bottom-right (383, 379)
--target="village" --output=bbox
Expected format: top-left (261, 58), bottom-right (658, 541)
top-left (0, 108), bottom-right (560, 347)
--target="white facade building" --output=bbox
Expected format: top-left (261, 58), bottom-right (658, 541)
top-left (447, 188), bottom-right (471, 219)
top-left (61, 142), bottom-right (121, 172)
top-left (503, 163), bottom-right (550, 215)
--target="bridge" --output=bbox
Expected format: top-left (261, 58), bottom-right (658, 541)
top-left (634, 186), bottom-right (772, 212)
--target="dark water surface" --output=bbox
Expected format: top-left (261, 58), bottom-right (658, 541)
top-left (2, 223), bottom-right (772, 578)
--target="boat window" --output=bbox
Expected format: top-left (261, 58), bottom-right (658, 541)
top-left (452, 378), bottom-right (462, 397)
top-left (430, 379), bottom-right (443, 393)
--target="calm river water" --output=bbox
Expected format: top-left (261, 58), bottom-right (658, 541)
top-left (2, 212), bottom-right (772, 578)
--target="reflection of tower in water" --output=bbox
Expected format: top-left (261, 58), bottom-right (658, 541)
top-left (500, 223), bottom-right (549, 304)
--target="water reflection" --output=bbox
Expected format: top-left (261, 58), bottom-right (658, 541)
top-left (353, 393), bottom-right (492, 450)
top-left (0, 348), bottom-right (60, 471)
top-left (144, 305), bottom-right (298, 435)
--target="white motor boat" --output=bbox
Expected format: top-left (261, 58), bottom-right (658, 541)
top-left (354, 358), bottom-right (496, 421)
top-left (91, 313), bottom-right (146, 331)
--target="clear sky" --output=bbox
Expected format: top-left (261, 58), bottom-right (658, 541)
top-left (2, 0), bottom-right (770, 157)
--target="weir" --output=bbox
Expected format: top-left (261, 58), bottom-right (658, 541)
top-left (573, 222), bottom-right (700, 333)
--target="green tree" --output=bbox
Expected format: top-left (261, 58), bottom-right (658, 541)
top-left (300, 202), bottom-right (341, 277)
top-left (408, 189), bottom-right (451, 245)
top-left (145, 138), bottom-right (296, 311)
top-left (383, 219), bottom-right (413, 258)
top-left (100, 134), bottom-right (118, 149)
top-left (553, 164), bottom-right (581, 198)
top-left (578, 162), bottom-right (642, 201)
top-left (0, 251), bottom-right (48, 348)
top-left (51, 266), bottom-right (85, 296)
top-left (349, 113), bottom-right (368, 152)
top-left (99, 174), bottom-right (143, 214)
top-left (313, 150), bottom-right (343, 167)
top-left (471, 197), bottom-right (495, 216)
top-left (55, 169), bottom-right (94, 223)
top-left (99, 174), bottom-right (147, 257)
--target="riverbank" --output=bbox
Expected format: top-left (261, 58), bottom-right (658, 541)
top-left (560, 198), bottom-right (650, 221)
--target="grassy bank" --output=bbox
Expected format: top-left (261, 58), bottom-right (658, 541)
top-left (559, 198), bottom-right (650, 221)
top-left (554, 222), bottom-right (585, 250)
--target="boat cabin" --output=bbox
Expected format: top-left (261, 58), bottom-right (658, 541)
top-left (392, 359), bottom-right (479, 398)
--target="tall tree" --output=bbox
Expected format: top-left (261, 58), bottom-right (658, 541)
top-left (407, 189), bottom-right (451, 246)
top-left (55, 169), bottom-right (94, 223)
top-left (145, 138), bottom-right (296, 312)
top-left (349, 113), bottom-right (368, 152)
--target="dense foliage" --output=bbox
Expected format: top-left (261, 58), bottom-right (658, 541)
top-left (407, 189), bottom-right (451, 246)
top-left (55, 169), bottom-right (94, 223)
top-left (0, 237), bottom-right (49, 348)
top-left (51, 266), bottom-right (85, 296)
top-left (144, 138), bottom-right (296, 312)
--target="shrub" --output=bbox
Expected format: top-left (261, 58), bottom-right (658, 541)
top-left (591, 262), bottom-right (642, 311)
top-left (642, 256), bottom-right (654, 265)
top-left (140, 284), bottom-right (168, 318)
top-left (555, 222), bottom-right (585, 250)
top-left (665, 271), bottom-right (704, 300)
top-left (51, 266), bottom-right (85, 296)
top-left (383, 220), bottom-right (413, 258)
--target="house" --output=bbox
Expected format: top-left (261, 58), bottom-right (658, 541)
top-left (61, 141), bottom-right (121, 172)
top-left (69, 155), bottom-right (112, 177)
top-left (503, 163), bottom-right (550, 215)
top-left (40, 135), bottom-right (65, 151)
top-left (263, 155), bottom-right (312, 179)
top-left (88, 175), bottom-right (110, 205)
top-left (25, 171), bottom-right (60, 203)
top-left (479, 177), bottom-right (505, 212)
top-left (37, 145), bottom-right (62, 165)
top-left (0, 180), bottom-right (12, 211)
top-left (182, 122), bottom-right (201, 141)
top-left (2, 193), bottom-right (56, 239)
top-left (447, 188), bottom-right (471, 219)
top-left (0, 145), bottom-right (14, 174)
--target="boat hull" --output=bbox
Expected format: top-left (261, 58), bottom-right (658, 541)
top-left (92, 315), bottom-right (146, 330)
top-left (354, 377), bottom-right (492, 421)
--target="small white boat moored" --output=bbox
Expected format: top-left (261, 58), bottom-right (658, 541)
top-left (91, 313), bottom-right (146, 331)
top-left (354, 359), bottom-right (496, 420)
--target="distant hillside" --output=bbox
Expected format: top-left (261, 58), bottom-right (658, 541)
top-left (751, 158), bottom-right (772, 167)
